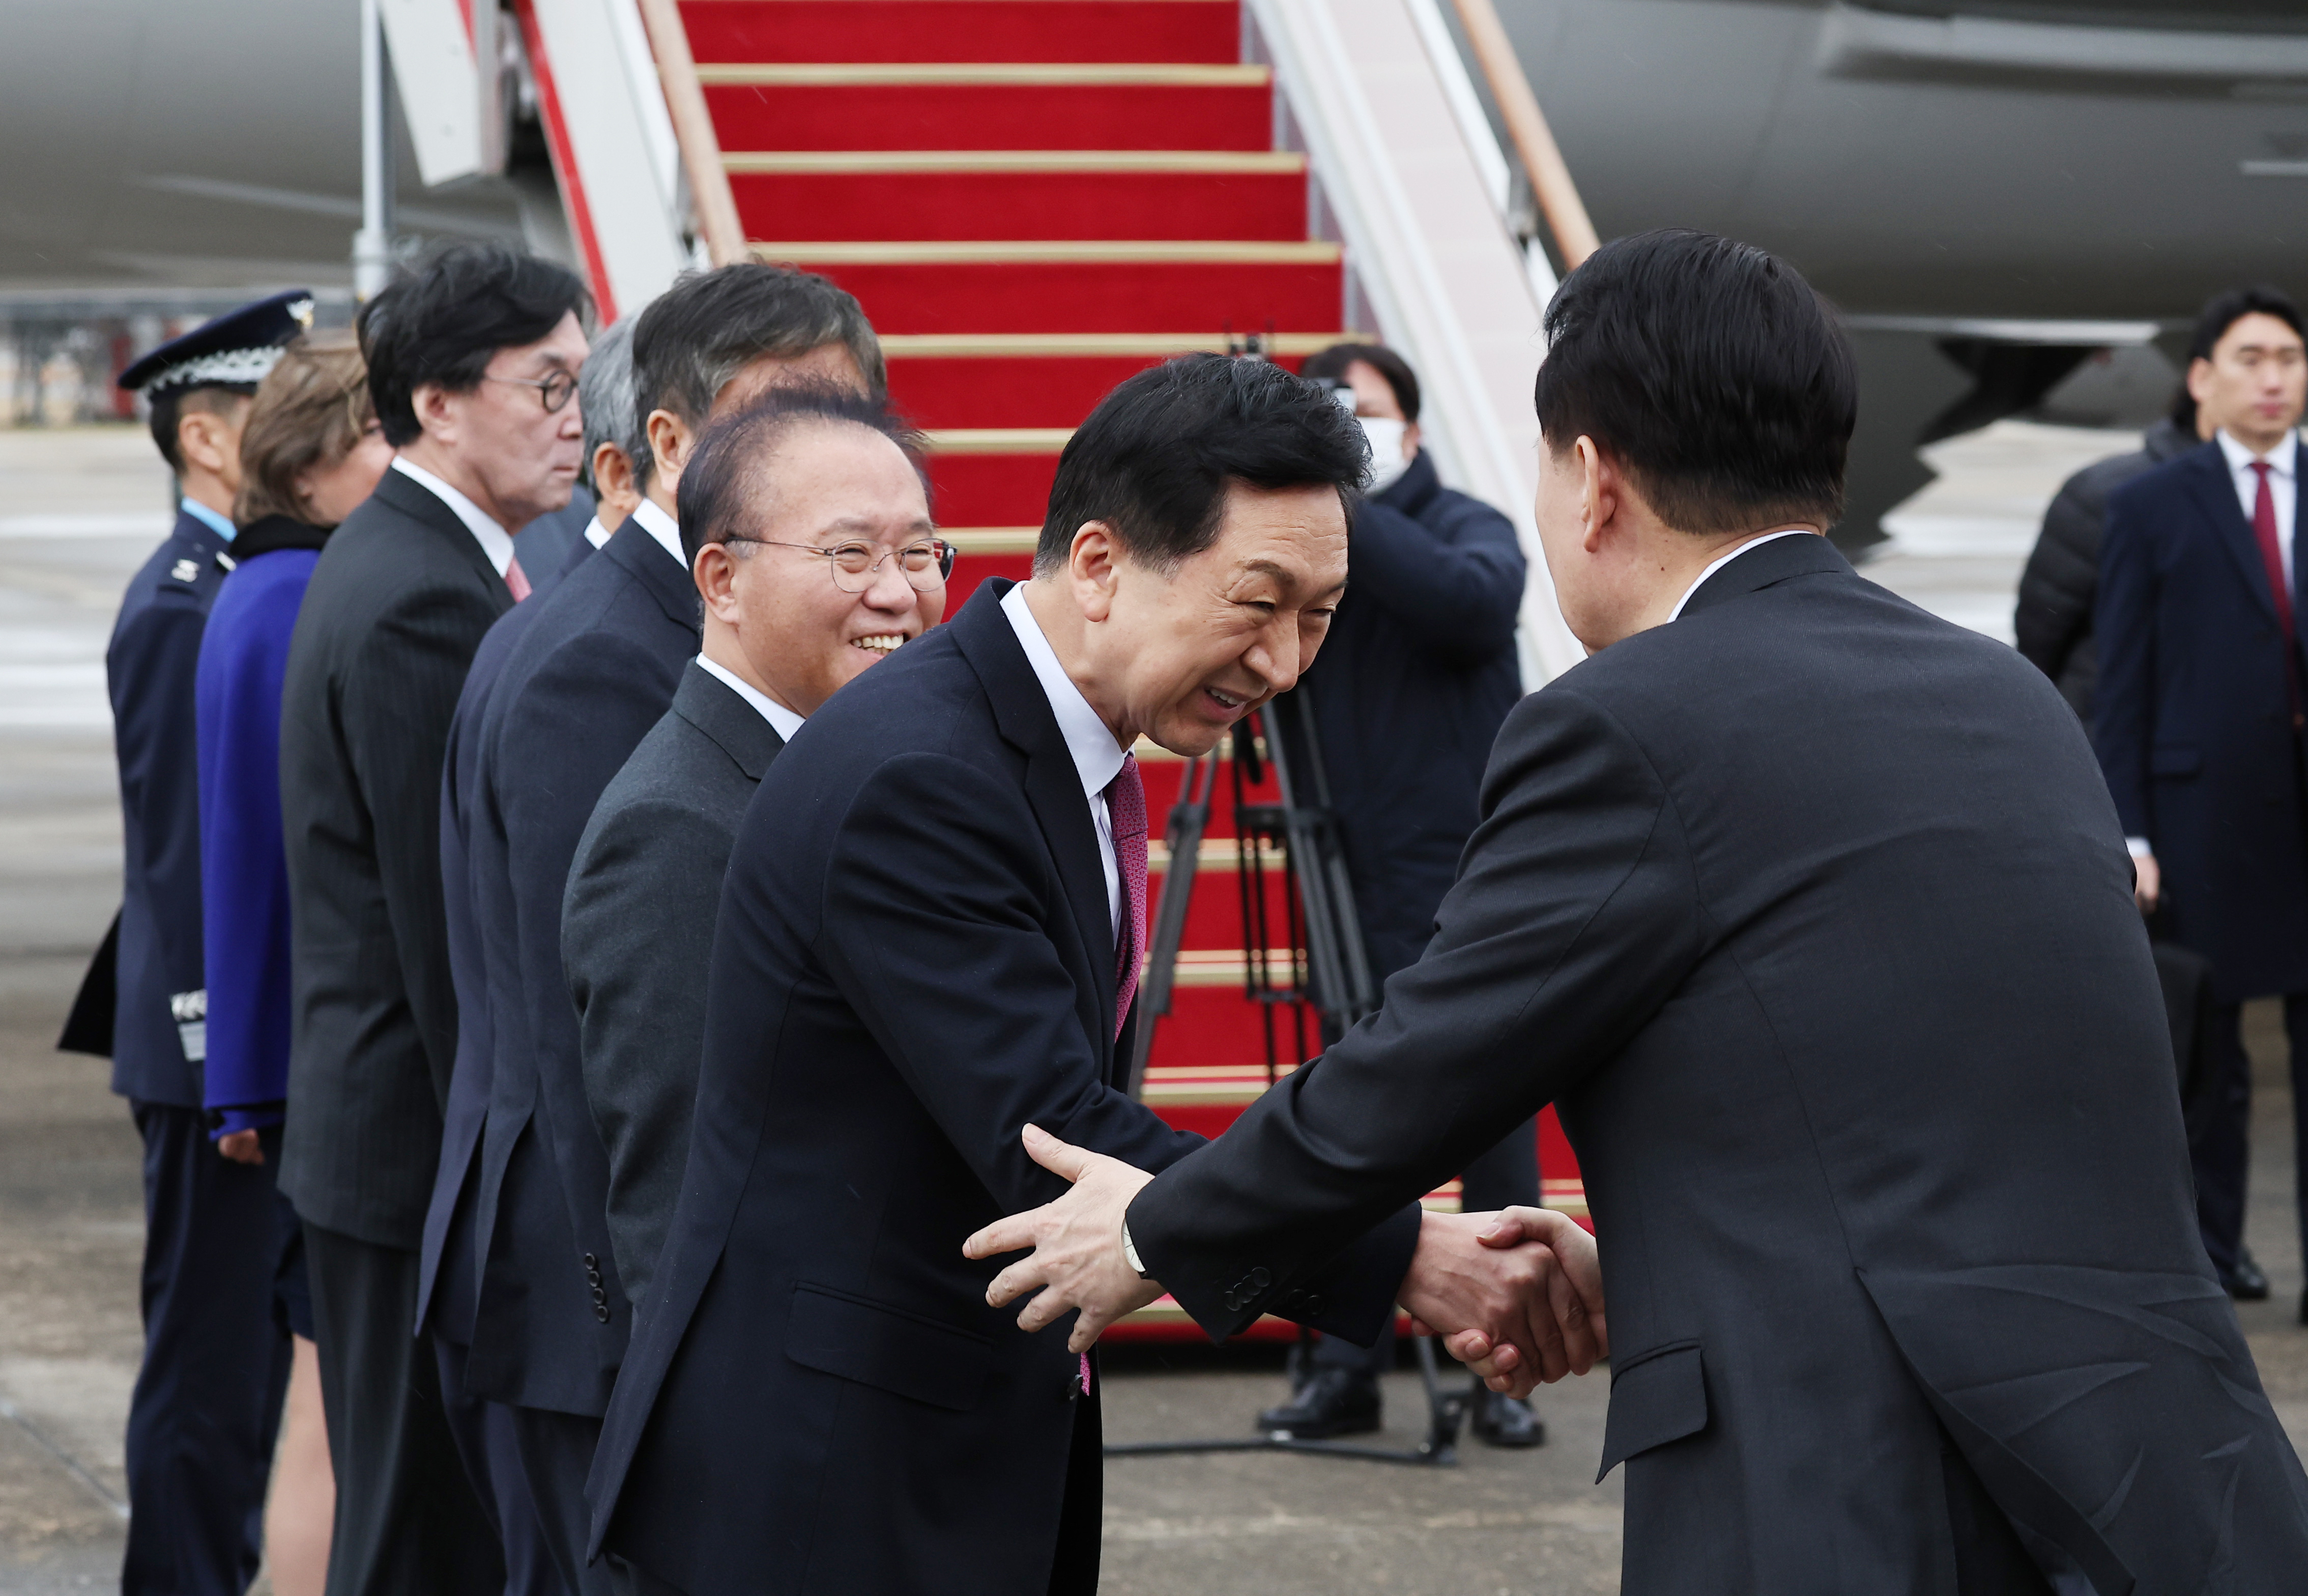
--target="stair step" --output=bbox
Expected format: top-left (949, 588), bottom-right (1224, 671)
top-left (703, 70), bottom-right (1271, 152)
top-left (724, 149), bottom-right (1300, 174)
top-left (748, 250), bottom-right (1343, 335)
top-left (881, 331), bottom-right (1361, 357)
top-left (731, 167), bottom-right (1306, 243)
top-left (680, 0), bottom-right (1241, 65)
top-left (890, 353), bottom-right (1249, 428)
top-left (927, 452), bottom-right (1059, 526)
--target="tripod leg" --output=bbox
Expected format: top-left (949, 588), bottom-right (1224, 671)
top-left (1411, 1333), bottom-right (1471, 1466)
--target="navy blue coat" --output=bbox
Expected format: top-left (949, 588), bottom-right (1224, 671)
top-left (418, 534), bottom-right (597, 1346)
top-left (2096, 439), bottom-right (2308, 1001)
top-left (460, 520), bottom-right (696, 1416)
top-left (587, 582), bottom-right (1421, 1594)
top-left (1302, 449), bottom-right (1524, 977)
top-left (106, 505), bottom-right (235, 1107)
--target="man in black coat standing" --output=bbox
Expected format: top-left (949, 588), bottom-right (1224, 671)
top-left (2097, 286), bottom-right (2308, 1313)
top-left (976, 232), bottom-right (2308, 1594)
top-left (446, 264), bottom-right (882, 1591)
top-left (1253, 340), bottom-right (1544, 1447)
top-left (278, 243), bottom-right (589, 1595)
top-left (586, 357), bottom-right (1567, 1596)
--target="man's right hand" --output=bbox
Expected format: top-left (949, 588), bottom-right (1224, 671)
top-left (1397, 1207), bottom-right (1606, 1398)
top-left (2134, 852), bottom-right (2160, 915)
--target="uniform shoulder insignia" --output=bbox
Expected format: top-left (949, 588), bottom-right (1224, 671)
top-left (216, 551), bottom-right (237, 574)
top-left (170, 559), bottom-right (200, 583)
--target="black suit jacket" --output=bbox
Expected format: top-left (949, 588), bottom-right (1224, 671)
top-left (1130, 535), bottom-right (2308, 1593)
top-left (563, 661), bottom-right (784, 1306)
top-left (461, 519), bottom-right (698, 1415)
top-left (2097, 437), bottom-right (2308, 1001)
top-left (587, 582), bottom-right (1420, 1594)
top-left (278, 468), bottom-right (513, 1246)
top-left (419, 535), bottom-right (598, 1343)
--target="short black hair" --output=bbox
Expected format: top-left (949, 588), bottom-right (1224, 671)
top-left (1534, 228), bottom-right (1855, 533)
top-left (678, 384), bottom-right (928, 566)
top-left (632, 263), bottom-right (884, 489)
top-left (1036, 354), bottom-right (1367, 576)
top-left (1301, 342), bottom-right (1421, 424)
top-left (357, 242), bottom-right (590, 447)
top-left (2187, 284), bottom-right (2305, 365)
top-left (148, 383), bottom-right (257, 475)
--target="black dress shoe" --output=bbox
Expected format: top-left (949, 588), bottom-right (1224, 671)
top-left (1256, 1368), bottom-right (1381, 1438)
top-left (1471, 1390), bottom-right (1545, 1448)
top-left (2298, 1286), bottom-right (2308, 1327)
top-left (2220, 1252), bottom-right (2272, 1301)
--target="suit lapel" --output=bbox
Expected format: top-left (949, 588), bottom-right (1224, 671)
top-left (602, 519), bottom-right (702, 637)
top-left (374, 466), bottom-right (509, 602)
top-left (2179, 448), bottom-right (2279, 625)
top-left (950, 583), bottom-right (1119, 1050)
top-left (672, 662), bottom-right (785, 781)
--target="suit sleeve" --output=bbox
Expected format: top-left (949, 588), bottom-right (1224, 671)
top-left (1346, 492), bottom-right (1526, 662)
top-left (820, 752), bottom-right (1419, 1344)
top-left (563, 791), bottom-right (727, 1303)
top-left (2093, 482), bottom-right (2156, 841)
top-left (341, 581), bottom-right (500, 1108)
top-left (1127, 685), bottom-right (1706, 1340)
top-left (112, 592), bottom-right (210, 1021)
top-left (2014, 473), bottom-right (2099, 685)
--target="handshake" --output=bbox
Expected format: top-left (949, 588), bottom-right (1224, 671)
top-left (962, 1125), bottom-right (1608, 1398)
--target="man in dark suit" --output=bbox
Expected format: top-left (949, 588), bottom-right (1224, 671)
top-left (278, 242), bottom-right (590, 1595)
top-left (449, 264), bottom-right (883, 1591)
top-left (87, 291), bottom-right (308, 1596)
top-left (1257, 340), bottom-right (1545, 1446)
top-left (417, 312), bottom-right (645, 1596)
top-left (976, 232), bottom-right (2308, 1593)
top-left (587, 357), bottom-right (1567, 1595)
top-left (2097, 285), bottom-right (2308, 1313)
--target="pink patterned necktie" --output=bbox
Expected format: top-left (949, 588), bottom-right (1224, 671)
top-left (504, 552), bottom-right (533, 603)
top-left (1105, 752), bottom-right (1148, 1041)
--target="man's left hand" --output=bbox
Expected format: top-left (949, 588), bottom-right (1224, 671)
top-left (964, 1125), bottom-right (1164, 1354)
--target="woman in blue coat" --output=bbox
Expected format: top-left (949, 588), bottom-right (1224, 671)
top-left (197, 331), bottom-right (391, 1596)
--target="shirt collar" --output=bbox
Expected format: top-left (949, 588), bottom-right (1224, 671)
top-left (582, 516), bottom-right (612, 550)
top-left (631, 497), bottom-right (688, 571)
top-left (1665, 529), bottom-right (1818, 624)
top-left (391, 456), bottom-right (512, 576)
top-left (695, 653), bottom-right (805, 743)
top-left (2219, 428), bottom-right (2299, 481)
top-left (179, 497), bottom-right (236, 544)
top-left (1000, 582), bottom-right (1129, 801)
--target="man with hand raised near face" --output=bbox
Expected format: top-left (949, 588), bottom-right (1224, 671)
top-left (448, 263), bottom-right (882, 1594)
top-left (583, 355), bottom-right (1586, 1596)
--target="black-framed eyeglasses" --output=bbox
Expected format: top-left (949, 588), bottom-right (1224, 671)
top-left (486, 369), bottom-right (579, 414)
top-left (729, 535), bottom-right (956, 593)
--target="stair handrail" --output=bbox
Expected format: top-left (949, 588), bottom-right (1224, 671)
top-left (1443, 0), bottom-right (1599, 271)
top-left (634, 0), bottom-right (748, 266)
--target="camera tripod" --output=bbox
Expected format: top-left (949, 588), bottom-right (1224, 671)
top-left (1107, 690), bottom-right (1478, 1468)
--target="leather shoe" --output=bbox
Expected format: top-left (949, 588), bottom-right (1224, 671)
top-left (1256, 1369), bottom-right (1381, 1438)
top-left (2298, 1286), bottom-right (2307, 1328)
top-left (1471, 1389), bottom-right (1544, 1448)
top-left (2220, 1252), bottom-right (2271, 1302)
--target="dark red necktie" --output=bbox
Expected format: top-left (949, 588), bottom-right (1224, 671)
top-left (504, 552), bottom-right (533, 603)
top-left (2251, 462), bottom-right (2300, 725)
top-left (1105, 753), bottom-right (1148, 1040)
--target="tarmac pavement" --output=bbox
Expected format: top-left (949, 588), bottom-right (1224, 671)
top-left (1, 426), bottom-right (2305, 1594)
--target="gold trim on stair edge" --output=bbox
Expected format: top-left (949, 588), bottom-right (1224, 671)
top-left (747, 239), bottom-right (1340, 265)
top-left (923, 428), bottom-right (1073, 454)
top-left (699, 62), bottom-right (1271, 87)
top-left (885, 332), bottom-right (1373, 358)
top-left (728, 149), bottom-right (1302, 175)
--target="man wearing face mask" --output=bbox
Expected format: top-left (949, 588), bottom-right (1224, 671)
top-left (1257, 342), bottom-right (1543, 1447)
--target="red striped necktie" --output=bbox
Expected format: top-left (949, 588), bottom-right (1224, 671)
top-left (2250, 462), bottom-right (2300, 726)
top-left (504, 552), bottom-right (533, 603)
top-left (1105, 753), bottom-right (1148, 1040)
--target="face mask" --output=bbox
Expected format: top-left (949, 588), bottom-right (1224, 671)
top-left (1359, 416), bottom-right (1410, 493)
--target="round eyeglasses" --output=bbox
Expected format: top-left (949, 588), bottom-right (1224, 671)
top-left (485, 369), bottom-right (579, 414)
top-left (729, 535), bottom-right (956, 593)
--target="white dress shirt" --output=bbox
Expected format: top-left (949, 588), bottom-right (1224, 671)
top-left (695, 654), bottom-right (805, 744)
top-left (1001, 582), bottom-right (1127, 936)
top-left (392, 456), bottom-right (513, 576)
top-left (2216, 429), bottom-right (2299, 590)
top-left (582, 515), bottom-right (612, 550)
top-left (1665, 528), bottom-right (1818, 624)
top-left (630, 497), bottom-right (688, 572)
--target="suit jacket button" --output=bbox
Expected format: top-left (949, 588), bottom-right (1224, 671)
top-left (593, 1304), bottom-right (611, 1323)
top-left (583, 1253), bottom-right (597, 1269)
top-left (1249, 1267), bottom-right (1271, 1288)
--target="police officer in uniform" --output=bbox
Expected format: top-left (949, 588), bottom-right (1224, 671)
top-left (68, 291), bottom-right (314, 1595)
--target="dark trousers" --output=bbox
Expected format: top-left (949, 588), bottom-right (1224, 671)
top-left (510, 1404), bottom-right (613, 1596)
top-left (1313, 1117), bottom-right (1541, 1376)
top-left (435, 1332), bottom-right (564, 1596)
top-left (122, 1100), bottom-right (293, 1596)
top-left (2193, 996), bottom-right (2308, 1275)
top-left (304, 1222), bottom-right (503, 1596)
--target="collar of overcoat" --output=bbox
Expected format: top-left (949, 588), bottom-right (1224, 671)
top-left (1676, 528), bottom-right (1851, 620)
top-left (670, 658), bottom-right (785, 782)
top-left (600, 515), bottom-right (703, 639)
top-left (2173, 441), bottom-right (2299, 629)
top-left (371, 464), bottom-right (516, 605)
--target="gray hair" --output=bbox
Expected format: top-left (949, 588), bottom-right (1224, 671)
top-left (579, 316), bottom-right (648, 489)
top-left (630, 264), bottom-right (885, 492)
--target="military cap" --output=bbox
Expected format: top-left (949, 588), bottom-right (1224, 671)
top-left (118, 289), bottom-right (316, 397)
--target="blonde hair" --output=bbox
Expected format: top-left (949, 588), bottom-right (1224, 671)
top-left (234, 330), bottom-right (377, 527)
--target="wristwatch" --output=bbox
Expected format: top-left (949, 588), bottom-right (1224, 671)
top-left (1120, 1218), bottom-right (1151, 1279)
